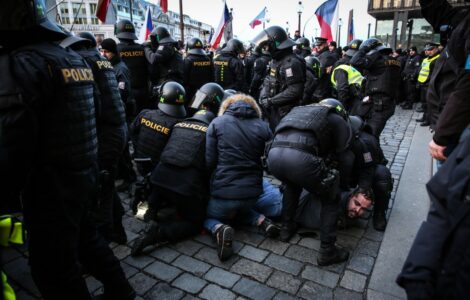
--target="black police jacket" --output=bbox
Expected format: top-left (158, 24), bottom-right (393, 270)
top-left (397, 126), bottom-right (470, 299)
top-left (249, 53), bottom-right (270, 99)
top-left (183, 53), bottom-right (214, 100)
top-left (259, 50), bottom-right (305, 117)
top-left (76, 47), bottom-right (127, 170)
top-left (129, 109), bottom-right (182, 165)
top-left (419, 0), bottom-right (470, 146)
top-left (214, 51), bottom-right (247, 92)
top-left (109, 55), bottom-right (132, 105)
top-left (402, 54), bottom-right (421, 80)
top-left (302, 67), bottom-right (319, 105)
top-left (244, 53), bottom-right (258, 87)
top-left (313, 47), bottom-right (337, 100)
top-left (117, 41), bottom-right (149, 91)
top-left (144, 43), bottom-right (184, 86)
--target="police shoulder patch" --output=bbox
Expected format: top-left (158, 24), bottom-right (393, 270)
top-left (363, 152), bottom-right (373, 163)
top-left (285, 68), bottom-right (293, 77)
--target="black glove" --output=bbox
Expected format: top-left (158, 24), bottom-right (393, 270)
top-left (320, 168), bottom-right (339, 190)
top-left (259, 97), bottom-right (272, 109)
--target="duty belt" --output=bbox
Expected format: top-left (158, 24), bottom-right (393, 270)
top-left (271, 140), bottom-right (318, 155)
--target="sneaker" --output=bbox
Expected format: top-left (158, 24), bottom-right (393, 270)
top-left (373, 211), bottom-right (387, 232)
top-left (279, 222), bottom-right (298, 242)
top-left (317, 244), bottom-right (349, 266)
top-left (259, 218), bottom-right (280, 238)
top-left (215, 225), bottom-right (234, 261)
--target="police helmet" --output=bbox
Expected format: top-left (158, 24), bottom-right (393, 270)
top-left (345, 39), bottom-right (363, 57)
top-left (224, 89), bottom-right (237, 96)
top-left (319, 98), bottom-right (348, 120)
top-left (296, 37), bottom-right (310, 49)
top-left (150, 26), bottom-right (175, 44)
top-left (77, 32), bottom-right (97, 48)
top-left (251, 26), bottom-right (295, 55)
top-left (349, 115), bottom-right (364, 137)
top-left (189, 82), bottom-right (225, 115)
top-left (305, 55), bottom-right (321, 78)
top-left (186, 37), bottom-right (205, 55)
top-left (187, 109), bottom-right (215, 125)
top-left (1, 0), bottom-right (68, 44)
top-left (115, 20), bottom-right (137, 40)
top-left (56, 24), bottom-right (92, 49)
top-left (157, 81), bottom-right (187, 118)
top-left (223, 39), bottom-right (245, 55)
top-left (360, 38), bottom-right (390, 54)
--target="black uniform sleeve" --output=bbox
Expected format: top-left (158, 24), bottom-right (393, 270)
top-left (183, 58), bottom-right (192, 89)
top-left (350, 49), bottom-right (374, 70)
top-left (334, 69), bottom-right (350, 105)
top-left (232, 58), bottom-right (248, 93)
top-left (270, 57), bottom-right (305, 106)
top-left (250, 58), bottom-right (268, 96)
top-left (144, 44), bottom-right (174, 65)
top-left (419, 0), bottom-right (462, 32)
top-left (205, 122), bottom-right (218, 172)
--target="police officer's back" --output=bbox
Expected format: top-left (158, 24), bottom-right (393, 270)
top-left (144, 27), bottom-right (184, 87)
top-left (213, 38), bottom-right (247, 92)
top-left (255, 26), bottom-right (306, 130)
top-left (294, 37), bottom-right (312, 58)
top-left (183, 37), bottom-right (214, 102)
top-left (249, 46), bottom-right (271, 100)
top-left (302, 55), bottom-right (321, 105)
top-left (116, 20), bottom-right (151, 113)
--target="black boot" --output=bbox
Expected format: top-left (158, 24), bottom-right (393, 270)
top-left (373, 211), bottom-right (387, 231)
top-left (259, 218), bottom-right (280, 238)
top-left (279, 222), bottom-right (297, 242)
top-left (317, 243), bottom-right (349, 266)
top-left (131, 221), bottom-right (166, 256)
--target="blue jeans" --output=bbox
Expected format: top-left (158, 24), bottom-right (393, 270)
top-left (204, 179), bottom-right (283, 233)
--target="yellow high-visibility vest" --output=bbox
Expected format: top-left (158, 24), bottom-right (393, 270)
top-left (418, 54), bottom-right (440, 83)
top-left (0, 215), bottom-right (24, 247)
top-left (331, 65), bottom-right (364, 88)
top-left (2, 272), bottom-right (16, 300)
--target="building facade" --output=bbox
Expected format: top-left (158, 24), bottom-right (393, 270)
top-left (47, 0), bottom-right (212, 44)
top-left (368, 0), bottom-right (469, 50)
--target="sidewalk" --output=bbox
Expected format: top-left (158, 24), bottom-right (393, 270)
top-left (1, 107), bottom-right (432, 300)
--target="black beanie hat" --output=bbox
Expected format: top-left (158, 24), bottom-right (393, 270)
top-left (100, 38), bottom-right (118, 54)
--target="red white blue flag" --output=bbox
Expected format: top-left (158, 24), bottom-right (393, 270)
top-left (315, 0), bottom-right (339, 42)
top-left (210, 1), bottom-right (231, 49)
top-left (249, 7), bottom-right (266, 29)
top-left (138, 6), bottom-right (153, 44)
top-left (96, 0), bottom-right (111, 23)
top-left (347, 9), bottom-right (354, 43)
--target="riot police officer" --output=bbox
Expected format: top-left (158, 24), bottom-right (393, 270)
top-left (183, 37), bottom-right (214, 102)
top-left (0, 1), bottom-right (134, 298)
top-left (294, 37), bottom-right (312, 58)
top-left (243, 42), bottom-right (257, 88)
top-left (63, 31), bottom-right (128, 244)
top-left (131, 110), bottom-right (215, 256)
top-left (249, 45), bottom-right (271, 100)
top-left (115, 19), bottom-right (151, 113)
top-left (302, 55), bottom-right (321, 105)
top-left (330, 39), bottom-right (364, 113)
top-left (188, 82), bottom-right (226, 116)
top-left (255, 25), bottom-right (306, 130)
top-left (267, 99), bottom-right (352, 266)
top-left (213, 38), bottom-right (247, 92)
top-left (350, 38), bottom-right (401, 138)
top-left (144, 26), bottom-right (184, 87)
top-left (313, 37), bottom-right (338, 100)
top-left (401, 46), bottom-right (421, 109)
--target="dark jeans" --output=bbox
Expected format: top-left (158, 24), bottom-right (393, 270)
top-left (23, 167), bottom-right (133, 300)
top-left (149, 186), bottom-right (206, 242)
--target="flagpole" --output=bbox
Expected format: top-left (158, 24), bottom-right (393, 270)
top-left (335, 0), bottom-right (340, 43)
top-left (70, 0), bottom-right (84, 31)
top-left (179, 0), bottom-right (185, 43)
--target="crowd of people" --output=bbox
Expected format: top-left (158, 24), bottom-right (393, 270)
top-left (1, 0), bottom-right (469, 299)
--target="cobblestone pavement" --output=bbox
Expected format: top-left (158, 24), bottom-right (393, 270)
top-left (2, 107), bottom-right (419, 300)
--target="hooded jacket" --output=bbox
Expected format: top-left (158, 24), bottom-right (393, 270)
top-left (206, 94), bottom-right (272, 200)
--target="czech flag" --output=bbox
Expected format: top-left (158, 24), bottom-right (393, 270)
top-left (347, 9), bottom-right (354, 43)
top-left (210, 1), bottom-right (231, 49)
top-left (315, 0), bottom-right (339, 42)
top-left (96, 0), bottom-right (111, 23)
top-left (249, 7), bottom-right (266, 29)
top-left (138, 6), bottom-right (153, 44)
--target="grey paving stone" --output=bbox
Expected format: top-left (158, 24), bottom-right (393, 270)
top-left (238, 245), bottom-right (269, 262)
top-left (258, 238), bottom-right (290, 255)
top-left (364, 226), bottom-right (384, 242)
top-left (129, 273), bottom-right (158, 296)
top-left (230, 258), bottom-right (273, 283)
top-left (336, 234), bottom-right (360, 249)
top-left (144, 260), bottom-right (182, 282)
top-left (123, 254), bottom-right (155, 269)
top-left (204, 267), bottom-right (241, 288)
top-left (122, 217), bottom-right (146, 233)
top-left (121, 262), bottom-right (139, 279)
top-left (356, 239), bottom-right (381, 257)
top-left (273, 292), bottom-right (298, 300)
top-left (340, 270), bottom-right (367, 292)
top-left (125, 230), bottom-right (140, 243)
top-left (193, 234), bottom-right (215, 248)
top-left (297, 281), bottom-right (333, 300)
top-left (234, 230), bottom-right (265, 247)
top-left (366, 288), bottom-right (402, 300)
top-left (173, 255), bottom-right (211, 276)
top-left (301, 265), bottom-right (339, 288)
top-left (113, 244), bottom-right (132, 260)
top-left (199, 284), bottom-right (236, 300)
top-left (334, 287), bottom-right (363, 300)
top-left (232, 241), bottom-right (245, 254)
top-left (264, 253), bottom-right (303, 276)
top-left (284, 244), bottom-right (317, 265)
top-left (181, 295), bottom-right (199, 300)
top-left (339, 227), bottom-right (365, 239)
top-left (150, 246), bottom-right (180, 263)
top-left (232, 278), bottom-right (276, 300)
top-left (298, 238), bottom-right (321, 251)
top-left (194, 246), bottom-right (238, 270)
top-left (172, 240), bottom-right (204, 256)
top-left (145, 282), bottom-right (185, 300)
top-left (348, 253), bottom-right (375, 275)
top-left (266, 271), bottom-right (302, 295)
top-left (172, 273), bottom-right (207, 294)
top-left (85, 276), bottom-right (102, 293)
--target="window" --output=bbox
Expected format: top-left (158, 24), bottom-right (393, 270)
top-left (90, 3), bottom-right (97, 14)
top-left (372, 0), bottom-right (382, 9)
top-left (395, 0), bottom-right (403, 8)
top-left (384, 0), bottom-right (392, 8)
top-left (404, 0), bottom-right (414, 7)
top-left (60, 3), bottom-right (69, 14)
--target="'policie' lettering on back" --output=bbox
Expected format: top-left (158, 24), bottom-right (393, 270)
top-left (141, 117), bottom-right (170, 135)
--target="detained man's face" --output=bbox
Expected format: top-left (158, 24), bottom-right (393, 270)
top-left (347, 193), bottom-right (372, 218)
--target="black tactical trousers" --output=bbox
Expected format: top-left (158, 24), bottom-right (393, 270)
top-left (404, 79), bottom-right (418, 106)
top-left (420, 86), bottom-right (429, 122)
top-left (117, 142), bottom-right (137, 183)
top-left (148, 186), bottom-right (206, 243)
top-left (366, 96), bottom-right (395, 139)
top-left (23, 167), bottom-right (133, 300)
top-left (372, 165), bottom-right (393, 214)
